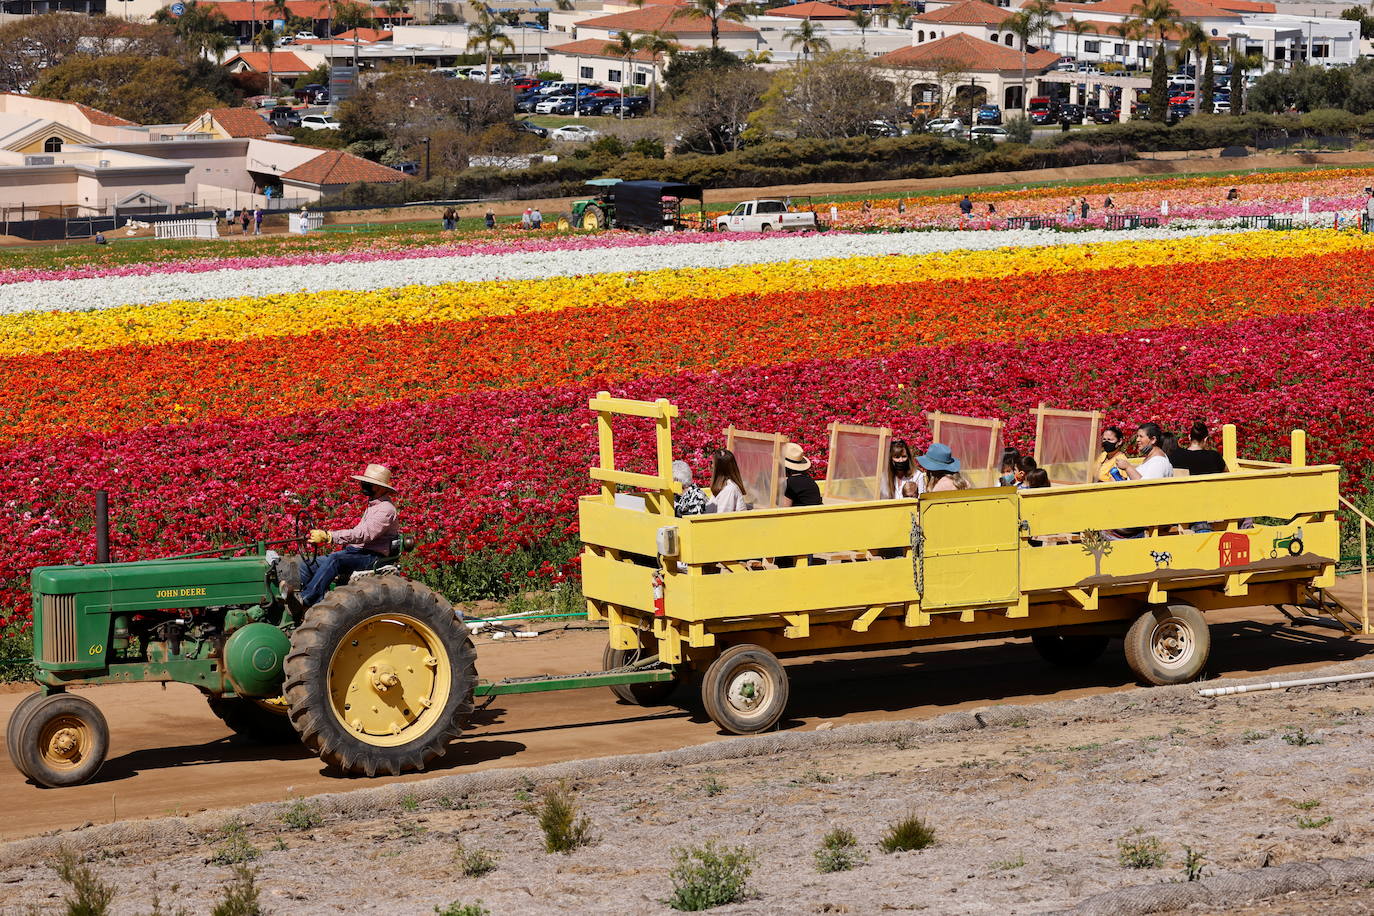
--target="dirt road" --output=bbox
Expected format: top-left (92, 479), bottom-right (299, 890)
top-left (2, 604), bottom-right (1369, 844)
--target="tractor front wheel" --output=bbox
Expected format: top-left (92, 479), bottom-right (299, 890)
top-left (206, 695), bottom-right (298, 744)
top-left (6, 690), bottom-right (47, 769)
top-left (581, 204), bottom-right (606, 230)
top-left (283, 576), bottom-right (476, 777)
top-left (602, 643), bottom-right (679, 706)
top-left (12, 693), bottom-right (109, 788)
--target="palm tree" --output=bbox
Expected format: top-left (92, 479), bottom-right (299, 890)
top-left (466, 15), bottom-right (514, 82)
top-left (332, 0), bottom-right (370, 71)
top-left (258, 26), bottom-right (279, 94)
top-left (637, 30), bottom-right (679, 114)
top-left (785, 19), bottom-right (831, 60)
top-left (1065, 17), bottom-right (1093, 62)
top-left (1130, 0), bottom-right (1180, 65)
top-left (383, 0), bottom-right (408, 25)
top-left (851, 8), bottom-right (873, 51)
top-left (1106, 20), bottom-right (1135, 71)
top-left (1179, 20), bottom-right (1209, 88)
top-left (207, 30), bottom-right (233, 63)
top-left (1025, 0), bottom-right (1060, 48)
top-left (604, 30), bottom-right (640, 118)
top-left (999, 9), bottom-right (1035, 114)
top-left (684, 0), bottom-right (747, 50)
top-left (1230, 47), bottom-right (1263, 114)
top-left (742, 47), bottom-right (772, 63)
top-left (885, 0), bottom-right (914, 28)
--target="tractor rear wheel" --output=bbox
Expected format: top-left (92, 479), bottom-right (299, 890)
top-left (206, 695), bottom-right (298, 744)
top-left (12, 693), bottom-right (108, 788)
top-left (581, 204), bottom-right (605, 230)
top-left (601, 643), bottom-right (679, 706)
top-left (283, 576), bottom-right (476, 777)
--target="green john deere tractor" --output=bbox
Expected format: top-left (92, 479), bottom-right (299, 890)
top-left (7, 503), bottom-right (477, 787)
top-left (565, 178), bottom-right (621, 230)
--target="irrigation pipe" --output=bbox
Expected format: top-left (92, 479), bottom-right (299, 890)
top-left (1198, 670), bottom-right (1374, 698)
top-left (463, 611), bottom-right (587, 623)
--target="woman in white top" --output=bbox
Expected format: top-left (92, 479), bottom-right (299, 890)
top-left (705, 448), bottom-right (750, 514)
top-left (1113, 422), bottom-right (1174, 480)
top-left (880, 439), bottom-right (921, 499)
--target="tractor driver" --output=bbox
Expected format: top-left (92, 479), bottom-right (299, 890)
top-left (299, 463), bottom-right (401, 608)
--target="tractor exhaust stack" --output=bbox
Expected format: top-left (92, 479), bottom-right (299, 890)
top-left (95, 490), bottom-right (110, 564)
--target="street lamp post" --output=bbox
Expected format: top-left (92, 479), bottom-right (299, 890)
top-left (422, 136), bottom-right (431, 181)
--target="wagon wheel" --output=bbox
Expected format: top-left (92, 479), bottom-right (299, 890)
top-left (12, 693), bottom-right (109, 788)
top-left (701, 644), bottom-right (789, 735)
top-left (601, 643), bottom-right (679, 707)
top-left (1123, 602), bottom-right (1210, 686)
top-left (206, 694), bottom-right (299, 744)
top-left (283, 576), bottom-right (476, 777)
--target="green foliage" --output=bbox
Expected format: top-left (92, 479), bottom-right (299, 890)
top-left (455, 843), bottom-right (499, 877)
top-left (0, 618), bottom-right (35, 682)
top-left (1117, 829), bottom-right (1166, 869)
top-left (1291, 798), bottom-right (1322, 810)
top-left (434, 903), bottom-right (489, 916)
top-left (294, 63), bottom-right (330, 90)
top-left (990, 853), bottom-right (1026, 871)
top-left (701, 775), bottom-right (725, 796)
top-left (53, 848), bottom-right (116, 916)
top-left (1297, 814), bottom-right (1334, 829)
top-left (1199, 52), bottom-right (1215, 114)
top-left (407, 520), bottom-right (581, 602)
top-left (664, 840), bottom-right (754, 911)
top-left (401, 793), bottom-right (421, 812)
top-left (1282, 727), bottom-right (1322, 746)
top-left (663, 47), bottom-right (744, 97)
top-left (1182, 845), bottom-right (1206, 881)
top-left (32, 53), bottom-right (233, 123)
top-left (536, 784), bottom-right (594, 854)
top-left (209, 821), bottom-right (261, 866)
top-left (879, 814), bottom-right (937, 854)
top-left (1341, 5), bottom-right (1374, 39)
top-left (1004, 115), bottom-right (1032, 144)
top-left (1149, 45), bottom-right (1169, 123)
top-left (536, 70), bottom-right (563, 80)
top-left (630, 137), bottom-right (666, 158)
top-left (210, 866), bottom-right (263, 916)
top-left (279, 798), bottom-right (324, 830)
top-left (814, 827), bottom-right (866, 873)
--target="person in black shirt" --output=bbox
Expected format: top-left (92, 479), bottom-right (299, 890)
top-left (776, 443), bottom-right (821, 569)
top-left (1170, 420), bottom-right (1228, 533)
top-left (781, 443), bottom-right (822, 507)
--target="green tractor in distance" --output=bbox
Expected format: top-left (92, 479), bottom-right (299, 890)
top-left (7, 498), bottom-right (477, 787)
top-left (564, 178), bottom-right (621, 230)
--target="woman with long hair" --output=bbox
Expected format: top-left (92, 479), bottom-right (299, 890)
top-left (881, 439), bottom-right (919, 499)
top-left (917, 443), bottom-right (970, 493)
top-left (706, 448), bottom-right (750, 513)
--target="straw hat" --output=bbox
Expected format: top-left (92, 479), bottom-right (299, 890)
top-left (916, 443), bottom-right (960, 473)
top-left (782, 443), bottom-right (811, 471)
top-left (350, 463), bottom-right (396, 491)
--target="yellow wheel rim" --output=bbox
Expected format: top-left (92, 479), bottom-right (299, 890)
top-left (39, 714), bottom-right (93, 771)
top-left (327, 615), bottom-right (452, 748)
top-left (255, 696), bottom-right (289, 716)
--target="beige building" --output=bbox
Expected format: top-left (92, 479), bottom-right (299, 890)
top-left (875, 30), bottom-right (1059, 113)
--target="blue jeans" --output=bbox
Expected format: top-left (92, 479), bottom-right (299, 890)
top-left (301, 547), bottom-right (380, 607)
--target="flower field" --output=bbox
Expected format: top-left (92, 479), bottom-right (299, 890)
top-left (3, 177), bottom-right (1374, 628)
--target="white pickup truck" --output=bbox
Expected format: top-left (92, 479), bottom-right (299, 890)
top-left (716, 199), bottom-right (817, 232)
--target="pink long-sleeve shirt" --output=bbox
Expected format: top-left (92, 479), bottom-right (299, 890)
top-left (330, 498), bottom-right (400, 554)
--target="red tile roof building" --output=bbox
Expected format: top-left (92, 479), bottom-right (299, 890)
top-left (225, 51), bottom-right (311, 75)
top-left (913, 0), bottom-right (1013, 26)
top-left (574, 5), bottom-right (760, 35)
top-left (280, 148), bottom-right (408, 186)
top-left (766, 1), bottom-right (854, 19)
top-left (877, 32), bottom-right (1059, 71)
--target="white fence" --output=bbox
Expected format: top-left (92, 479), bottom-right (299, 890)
top-left (154, 218), bottom-right (220, 240)
top-left (289, 211), bottom-right (325, 234)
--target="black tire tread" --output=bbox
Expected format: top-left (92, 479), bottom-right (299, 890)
top-left (14, 693), bottom-right (109, 788)
top-left (282, 576), bottom-right (475, 777)
top-left (602, 643), bottom-right (679, 706)
top-left (1124, 603), bottom-right (1210, 686)
top-left (701, 644), bottom-right (788, 736)
top-left (6, 691), bottom-right (47, 771)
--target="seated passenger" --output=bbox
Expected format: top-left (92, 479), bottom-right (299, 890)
top-left (1097, 426), bottom-right (1126, 481)
top-left (705, 448), bottom-right (751, 513)
top-left (880, 439), bottom-right (920, 499)
top-left (1112, 423), bottom-right (1174, 481)
top-left (999, 447), bottom-right (1022, 487)
top-left (917, 443), bottom-right (970, 492)
top-left (780, 444), bottom-right (822, 508)
top-left (1169, 420), bottom-right (1227, 477)
top-left (672, 459), bottom-right (708, 517)
top-left (1014, 455), bottom-right (1039, 489)
top-left (1023, 468), bottom-right (1050, 489)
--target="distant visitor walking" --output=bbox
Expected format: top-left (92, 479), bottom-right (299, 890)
top-left (442, 207), bottom-right (457, 232)
top-left (531, 207), bottom-right (542, 230)
top-left (485, 208), bottom-right (496, 230)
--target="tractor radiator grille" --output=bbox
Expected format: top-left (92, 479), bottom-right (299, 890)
top-left (41, 594), bottom-right (77, 664)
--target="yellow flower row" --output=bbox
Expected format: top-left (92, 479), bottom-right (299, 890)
top-left (5, 229), bottom-right (1372, 358)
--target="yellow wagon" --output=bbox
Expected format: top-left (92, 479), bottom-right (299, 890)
top-left (579, 393), bottom-right (1368, 734)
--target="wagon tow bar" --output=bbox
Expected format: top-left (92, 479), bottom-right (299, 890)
top-left (471, 656), bottom-right (675, 711)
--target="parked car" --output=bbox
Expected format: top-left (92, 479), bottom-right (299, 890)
top-left (299, 114), bottom-right (341, 130)
top-left (513, 119), bottom-right (549, 138)
top-left (864, 119), bottom-right (903, 137)
top-left (586, 88), bottom-right (621, 98)
top-left (717, 199), bottom-right (816, 232)
top-left (267, 106), bottom-right (302, 129)
top-left (551, 124), bottom-right (599, 142)
top-left (967, 125), bottom-right (1009, 142)
top-left (975, 104), bottom-right (1002, 125)
top-left (515, 95), bottom-right (542, 113)
top-left (293, 30), bottom-right (317, 41)
top-left (924, 117), bottom-right (964, 135)
top-left (1054, 58), bottom-right (1077, 72)
top-left (1087, 106), bottom-right (1119, 124)
top-left (390, 160), bottom-right (420, 175)
top-left (534, 95), bottom-right (574, 113)
top-left (576, 97), bottom-right (614, 115)
top-left (600, 97), bottom-right (649, 117)
top-left (1059, 103), bottom-right (1085, 124)
top-left (1213, 100), bottom-right (1231, 113)
top-left (1028, 97), bottom-right (1057, 124)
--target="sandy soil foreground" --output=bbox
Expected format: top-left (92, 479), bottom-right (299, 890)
top-left (4, 662), bottom-right (1374, 915)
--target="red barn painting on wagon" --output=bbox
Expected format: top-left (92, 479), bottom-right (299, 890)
top-left (1219, 532), bottom-right (1251, 568)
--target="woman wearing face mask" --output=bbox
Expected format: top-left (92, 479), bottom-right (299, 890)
top-left (1113, 422), bottom-right (1174, 481)
top-left (880, 439), bottom-right (920, 499)
top-left (1097, 426), bottom-right (1126, 482)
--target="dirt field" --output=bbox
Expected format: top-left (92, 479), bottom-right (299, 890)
top-left (4, 652), bottom-right (1374, 914)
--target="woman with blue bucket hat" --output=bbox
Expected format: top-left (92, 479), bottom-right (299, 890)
top-left (917, 443), bottom-right (970, 493)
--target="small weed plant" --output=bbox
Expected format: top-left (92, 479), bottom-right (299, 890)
top-left (1297, 814), bottom-right (1333, 829)
top-left (455, 843), bottom-right (499, 877)
top-left (702, 775), bottom-right (725, 797)
top-left (1241, 729), bottom-right (1268, 743)
top-left (814, 827), bottom-right (866, 873)
top-left (401, 793), bottom-right (421, 812)
top-left (536, 784), bottom-right (594, 854)
top-left (879, 814), bottom-right (937, 854)
top-left (210, 866), bottom-right (263, 916)
top-left (434, 903), bottom-right (489, 916)
top-left (279, 798), bottom-right (323, 830)
top-left (54, 848), bottom-right (116, 916)
top-left (1182, 845), bottom-right (1206, 882)
top-left (990, 854), bottom-right (1026, 871)
top-left (1282, 727), bottom-right (1322, 746)
top-left (209, 821), bottom-right (261, 867)
top-left (1290, 799), bottom-right (1322, 811)
top-left (1117, 830), bottom-right (1166, 869)
top-left (665, 840), bottom-right (754, 911)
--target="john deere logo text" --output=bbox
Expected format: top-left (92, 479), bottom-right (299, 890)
top-left (156, 587), bottom-right (206, 598)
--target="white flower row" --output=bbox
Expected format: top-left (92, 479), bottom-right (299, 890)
top-left (0, 226), bottom-right (1238, 316)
